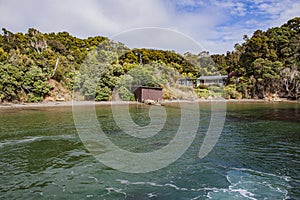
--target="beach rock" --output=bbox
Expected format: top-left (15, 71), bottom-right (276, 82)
top-left (56, 96), bottom-right (65, 101)
top-left (264, 93), bottom-right (280, 101)
top-left (144, 99), bottom-right (156, 105)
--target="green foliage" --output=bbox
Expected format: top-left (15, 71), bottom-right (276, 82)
top-left (73, 48), bottom-right (125, 101)
top-left (115, 62), bottom-right (180, 100)
top-left (0, 47), bottom-right (8, 61)
top-left (95, 86), bottom-right (111, 101)
top-left (127, 66), bottom-right (158, 87)
top-left (117, 86), bottom-right (135, 101)
top-left (119, 48), bottom-right (199, 77)
top-left (185, 51), bottom-right (225, 76)
top-left (194, 89), bottom-right (210, 99)
top-left (224, 84), bottom-right (242, 99)
top-left (0, 63), bottom-right (24, 101)
top-left (0, 62), bottom-right (51, 102)
top-left (23, 66), bottom-right (51, 97)
top-left (1, 18), bottom-right (300, 102)
top-left (212, 17), bottom-right (300, 99)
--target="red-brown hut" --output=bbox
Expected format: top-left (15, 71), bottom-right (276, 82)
top-left (134, 86), bottom-right (162, 102)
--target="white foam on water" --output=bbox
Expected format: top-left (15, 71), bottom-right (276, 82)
top-left (191, 195), bottom-right (202, 200)
top-left (105, 187), bottom-right (127, 197)
top-left (116, 167), bottom-right (291, 200)
top-left (117, 179), bottom-right (223, 194)
top-left (116, 179), bottom-right (164, 187)
top-left (117, 179), bottom-right (129, 184)
top-left (230, 167), bottom-right (291, 182)
top-left (87, 176), bottom-right (99, 183)
top-left (0, 135), bottom-right (76, 148)
top-left (206, 188), bottom-right (257, 200)
top-left (230, 188), bottom-right (256, 200)
top-left (165, 183), bottom-right (187, 191)
top-left (116, 179), bottom-right (191, 191)
top-left (207, 167), bottom-right (290, 199)
top-left (0, 136), bottom-right (43, 147)
top-left (147, 192), bottom-right (157, 198)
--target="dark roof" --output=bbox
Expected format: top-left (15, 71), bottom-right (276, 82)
top-left (197, 75), bottom-right (227, 80)
top-left (177, 78), bottom-right (196, 80)
top-left (136, 86), bottom-right (162, 90)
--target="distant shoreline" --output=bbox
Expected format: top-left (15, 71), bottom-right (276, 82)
top-left (0, 98), bottom-right (299, 109)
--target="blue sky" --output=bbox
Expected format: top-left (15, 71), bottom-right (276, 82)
top-left (0, 0), bottom-right (299, 54)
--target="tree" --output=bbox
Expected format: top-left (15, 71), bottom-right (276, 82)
top-left (22, 65), bottom-right (51, 102)
top-left (250, 58), bottom-right (282, 98)
top-left (0, 63), bottom-right (24, 101)
top-left (281, 66), bottom-right (300, 99)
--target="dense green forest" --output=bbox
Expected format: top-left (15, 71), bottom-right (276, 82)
top-left (0, 27), bottom-right (209, 102)
top-left (0, 17), bottom-right (299, 102)
top-left (212, 17), bottom-right (300, 99)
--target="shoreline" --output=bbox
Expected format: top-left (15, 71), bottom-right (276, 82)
top-left (0, 98), bottom-right (299, 109)
top-left (0, 100), bottom-right (139, 109)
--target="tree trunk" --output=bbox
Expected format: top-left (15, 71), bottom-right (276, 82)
top-left (51, 58), bottom-right (60, 78)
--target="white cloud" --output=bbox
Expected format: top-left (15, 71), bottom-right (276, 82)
top-left (257, 1), bottom-right (291, 16)
top-left (213, 1), bottom-right (247, 17)
top-left (0, 0), bottom-right (223, 53)
top-left (0, 0), bottom-right (299, 55)
top-left (252, 0), bottom-right (265, 4)
top-left (0, 0), bottom-right (168, 36)
top-left (112, 28), bottom-right (204, 54)
top-left (270, 1), bottom-right (300, 27)
top-left (171, 0), bottom-right (205, 7)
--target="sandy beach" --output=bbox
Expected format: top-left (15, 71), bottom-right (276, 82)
top-left (0, 98), bottom-right (298, 109)
top-left (0, 100), bottom-right (141, 109)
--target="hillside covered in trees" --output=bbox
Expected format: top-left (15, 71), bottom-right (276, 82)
top-left (212, 17), bottom-right (300, 100)
top-left (0, 17), bottom-right (299, 102)
top-left (0, 28), bottom-right (202, 102)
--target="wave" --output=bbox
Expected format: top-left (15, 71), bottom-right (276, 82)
top-left (104, 187), bottom-right (127, 198)
top-left (0, 136), bottom-right (43, 147)
top-left (116, 167), bottom-right (291, 199)
top-left (207, 167), bottom-right (291, 200)
top-left (0, 135), bottom-right (76, 148)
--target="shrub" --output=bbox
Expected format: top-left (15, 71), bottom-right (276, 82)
top-left (194, 89), bottom-right (210, 99)
top-left (208, 85), bottom-right (224, 93)
top-left (224, 84), bottom-right (242, 99)
top-left (196, 84), bottom-right (208, 90)
top-left (117, 86), bottom-right (135, 101)
top-left (94, 86), bottom-right (111, 101)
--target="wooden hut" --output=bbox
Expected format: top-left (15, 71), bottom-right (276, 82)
top-left (134, 86), bottom-right (162, 102)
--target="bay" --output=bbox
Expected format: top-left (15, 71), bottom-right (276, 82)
top-left (0, 102), bottom-right (299, 199)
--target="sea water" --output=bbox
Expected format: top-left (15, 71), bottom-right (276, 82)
top-left (0, 102), bottom-right (299, 199)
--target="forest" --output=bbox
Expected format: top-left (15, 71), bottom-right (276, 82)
top-left (0, 17), bottom-right (299, 102)
top-left (212, 17), bottom-right (300, 100)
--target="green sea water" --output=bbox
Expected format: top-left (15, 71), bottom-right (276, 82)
top-left (0, 102), bottom-right (299, 199)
